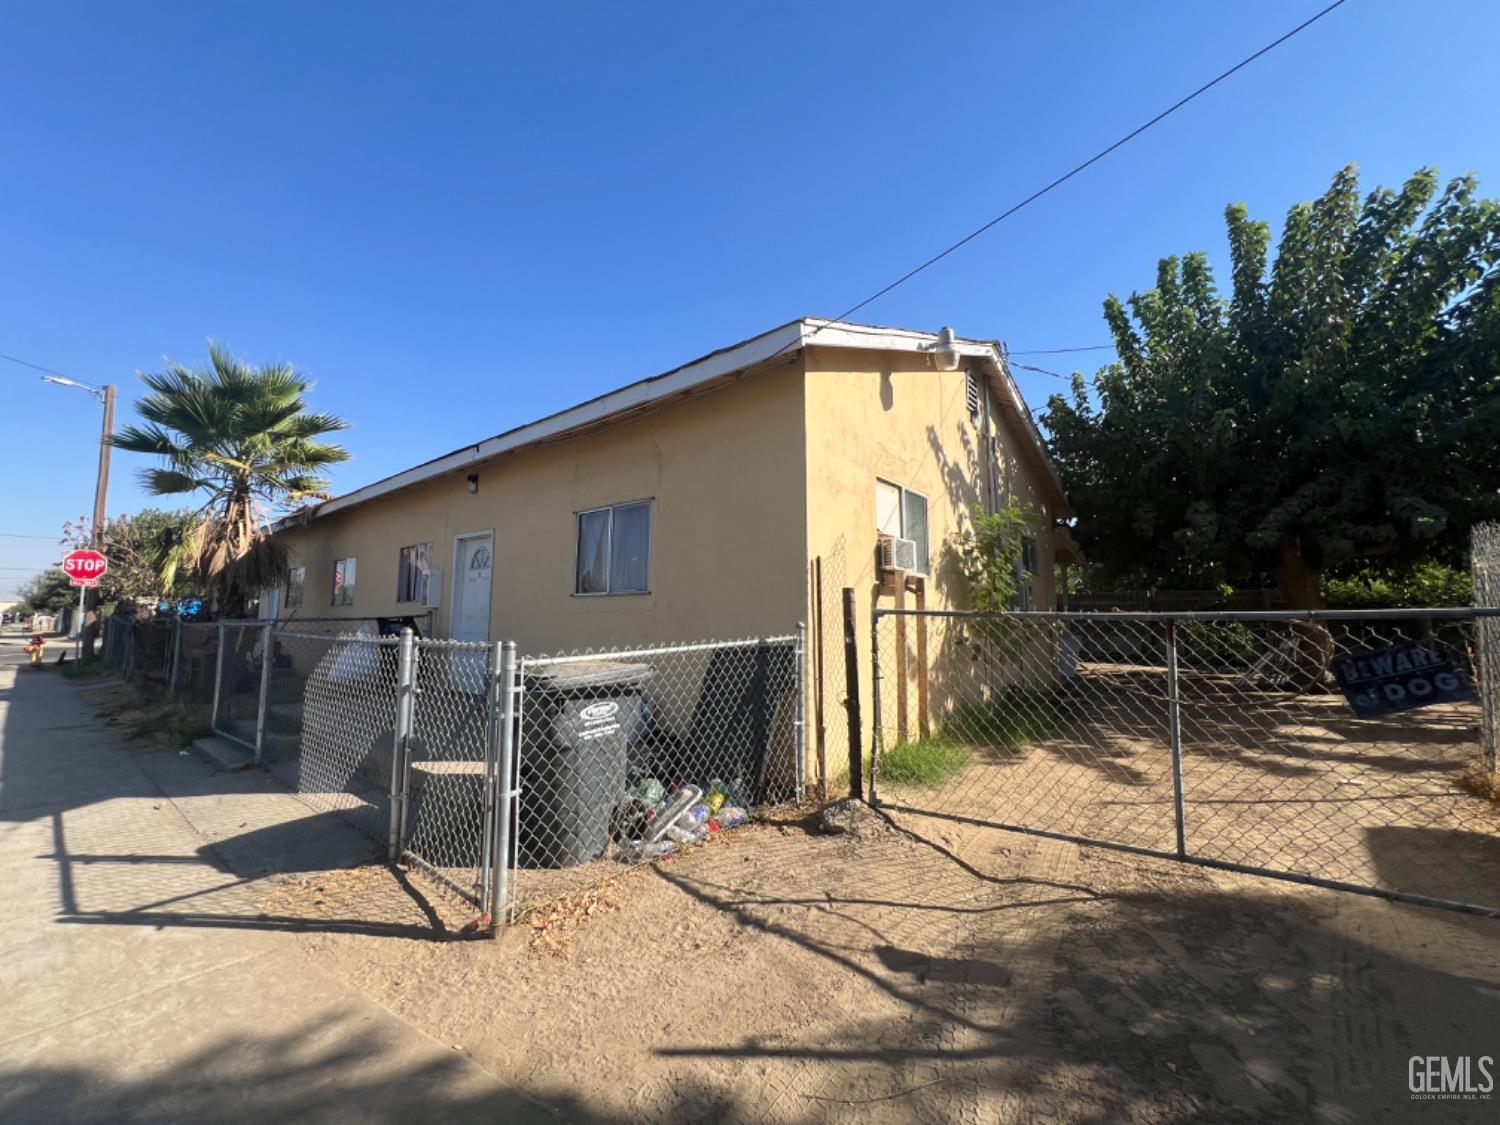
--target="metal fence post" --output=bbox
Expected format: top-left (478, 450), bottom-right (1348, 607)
top-left (490, 640), bottom-right (519, 931)
top-left (253, 622), bottom-right (274, 766)
top-left (868, 607), bottom-right (883, 806)
top-left (211, 621), bottom-right (226, 732)
top-left (388, 627), bottom-right (417, 861)
top-left (1165, 618), bottom-right (1187, 858)
top-left (169, 616), bottom-right (182, 697)
top-left (794, 621), bottom-right (807, 802)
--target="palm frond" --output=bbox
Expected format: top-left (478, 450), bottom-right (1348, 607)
top-left (139, 468), bottom-right (208, 494)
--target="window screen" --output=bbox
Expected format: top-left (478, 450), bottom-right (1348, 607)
top-left (902, 490), bottom-right (930, 574)
top-left (332, 557), bottom-right (356, 606)
top-left (396, 542), bottom-right (432, 603)
top-left (286, 567), bottom-right (305, 609)
top-left (875, 479), bottom-right (930, 575)
top-left (576, 501), bottom-right (650, 594)
top-left (575, 509), bottom-right (610, 594)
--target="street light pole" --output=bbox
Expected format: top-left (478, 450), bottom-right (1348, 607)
top-left (42, 376), bottom-right (115, 659)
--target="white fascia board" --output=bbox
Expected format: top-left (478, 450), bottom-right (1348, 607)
top-left (283, 320), bottom-right (811, 527)
top-left (280, 316), bottom-right (1071, 528)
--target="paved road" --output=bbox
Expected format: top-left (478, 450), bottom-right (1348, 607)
top-left (0, 635), bottom-right (547, 1124)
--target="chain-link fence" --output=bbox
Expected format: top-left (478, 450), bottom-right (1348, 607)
top-left (872, 607), bottom-right (1500, 916)
top-left (397, 638), bottom-right (499, 911)
top-left (506, 633), bottom-right (804, 920)
top-left (99, 615), bottom-right (178, 682)
top-left (96, 614), bottom-right (807, 931)
top-left (262, 629), bottom-right (403, 844)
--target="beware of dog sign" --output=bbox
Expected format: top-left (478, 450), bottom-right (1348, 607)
top-left (1331, 643), bottom-right (1476, 717)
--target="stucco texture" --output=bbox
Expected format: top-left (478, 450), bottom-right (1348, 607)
top-left (275, 357), bottom-right (809, 653)
top-left (802, 346), bottom-right (1060, 772)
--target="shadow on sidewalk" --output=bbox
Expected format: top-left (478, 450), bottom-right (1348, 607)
top-left (1, 650), bottom-right (454, 941)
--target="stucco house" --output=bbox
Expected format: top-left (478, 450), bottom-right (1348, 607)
top-left (268, 318), bottom-right (1075, 763)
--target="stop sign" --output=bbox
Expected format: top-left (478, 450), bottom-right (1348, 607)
top-left (62, 549), bottom-right (109, 588)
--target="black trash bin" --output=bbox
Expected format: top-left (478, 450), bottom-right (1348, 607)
top-left (519, 659), bottom-right (654, 868)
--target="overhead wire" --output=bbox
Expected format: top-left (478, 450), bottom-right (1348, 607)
top-left (0, 350), bottom-right (76, 380)
top-left (764, 0), bottom-right (1348, 361)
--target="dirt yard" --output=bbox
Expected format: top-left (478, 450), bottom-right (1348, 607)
top-left (261, 801), bottom-right (1500, 1123)
top-left (878, 666), bottom-right (1500, 914)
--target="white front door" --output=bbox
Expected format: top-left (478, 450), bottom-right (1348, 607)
top-left (452, 532), bottom-right (494, 643)
top-left (450, 532), bottom-right (494, 688)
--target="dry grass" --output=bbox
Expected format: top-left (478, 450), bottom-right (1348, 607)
top-left (526, 877), bottom-right (628, 957)
top-left (1458, 756), bottom-right (1500, 801)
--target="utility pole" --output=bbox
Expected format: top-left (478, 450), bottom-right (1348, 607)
top-left (85, 384), bottom-right (116, 658)
top-left (42, 376), bottom-right (115, 659)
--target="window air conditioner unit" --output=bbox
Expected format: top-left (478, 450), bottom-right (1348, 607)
top-left (879, 536), bottom-right (918, 573)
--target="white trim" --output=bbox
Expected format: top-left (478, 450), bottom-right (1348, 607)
top-left (447, 529), bottom-right (495, 642)
top-left (277, 317), bottom-right (1069, 527)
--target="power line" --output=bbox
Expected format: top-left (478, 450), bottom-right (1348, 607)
top-left (1009, 345), bottom-right (1117, 356)
top-left (1009, 361), bottom-right (1076, 381)
top-left (0, 533), bottom-right (60, 540)
top-left (778, 0), bottom-right (1347, 357)
top-left (0, 350), bottom-right (75, 380)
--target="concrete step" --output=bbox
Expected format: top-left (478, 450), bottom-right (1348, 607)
top-left (192, 735), bottom-right (254, 771)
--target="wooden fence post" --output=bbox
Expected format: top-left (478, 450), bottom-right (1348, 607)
top-left (842, 588), bottom-right (862, 801)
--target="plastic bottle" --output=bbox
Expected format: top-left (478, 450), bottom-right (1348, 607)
top-left (714, 806), bottom-right (747, 829)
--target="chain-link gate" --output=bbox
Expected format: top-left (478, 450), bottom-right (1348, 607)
top-left (872, 607), bottom-right (1500, 916)
top-left (100, 613), bottom-right (807, 932)
top-left (506, 634), bottom-right (802, 917)
top-left (393, 637), bottom-right (506, 914)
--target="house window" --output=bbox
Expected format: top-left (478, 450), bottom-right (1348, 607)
top-left (332, 557), bottom-right (357, 606)
top-left (965, 370), bottom-right (981, 421)
top-left (875, 479), bottom-right (930, 574)
top-left (396, 543), bottom-right (432, 604)
top-left (575, 500), bottom-right (651, 595)
top-left (286, 567), bottom-right (305, 609)
top-left (1014, 537), bottom-right (1039, 610)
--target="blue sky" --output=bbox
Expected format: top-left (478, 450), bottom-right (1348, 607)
top-left (2, 1), bottom-right (1497, 598)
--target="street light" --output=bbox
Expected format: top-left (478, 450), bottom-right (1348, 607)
top-left (41, 375), bottom-right (116, 658)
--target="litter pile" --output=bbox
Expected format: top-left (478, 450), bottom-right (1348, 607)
top-left (610, 776), bottom-right (751, 862)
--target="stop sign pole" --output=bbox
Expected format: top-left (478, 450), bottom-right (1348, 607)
top-left (42, 376), bottom-right (115, 656)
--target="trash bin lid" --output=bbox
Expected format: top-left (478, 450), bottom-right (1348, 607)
top-left (524, 659), bottom-right (655, 692)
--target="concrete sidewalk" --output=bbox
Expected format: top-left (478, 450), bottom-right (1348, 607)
top-left (0, 637), bottom-right (560, 1123)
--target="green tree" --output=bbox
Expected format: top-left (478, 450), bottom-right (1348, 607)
top-left (63, 509), bottom-right (201, 607)
top-left (14, 569), bottom-right (75, 616)
top-left (108, 343), bottom-right (349, 616)
top-left (1043, 165), bottom-right (1500, 609)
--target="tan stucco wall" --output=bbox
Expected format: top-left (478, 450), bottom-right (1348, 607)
top-left (273, 343), bottom-right (1065, 791)
top-left (801, 346), bottom-right (1059, 778)
top-left (275, 358), bottom-right (809, 653)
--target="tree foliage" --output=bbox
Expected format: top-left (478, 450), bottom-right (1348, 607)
top-left (109, 343), bottom-right (349, 616)
top-left (953, 499), bottom-right (1039, 614)
top-left (13, 569), bottom-right (75, 616)
top-left (63, 509), bottom-right (201, 607)
top-left (1043, 165), bottom-right (1500, 607)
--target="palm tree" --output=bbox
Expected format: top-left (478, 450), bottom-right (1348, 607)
top-left (109, 343), bottom-right (349, 616)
